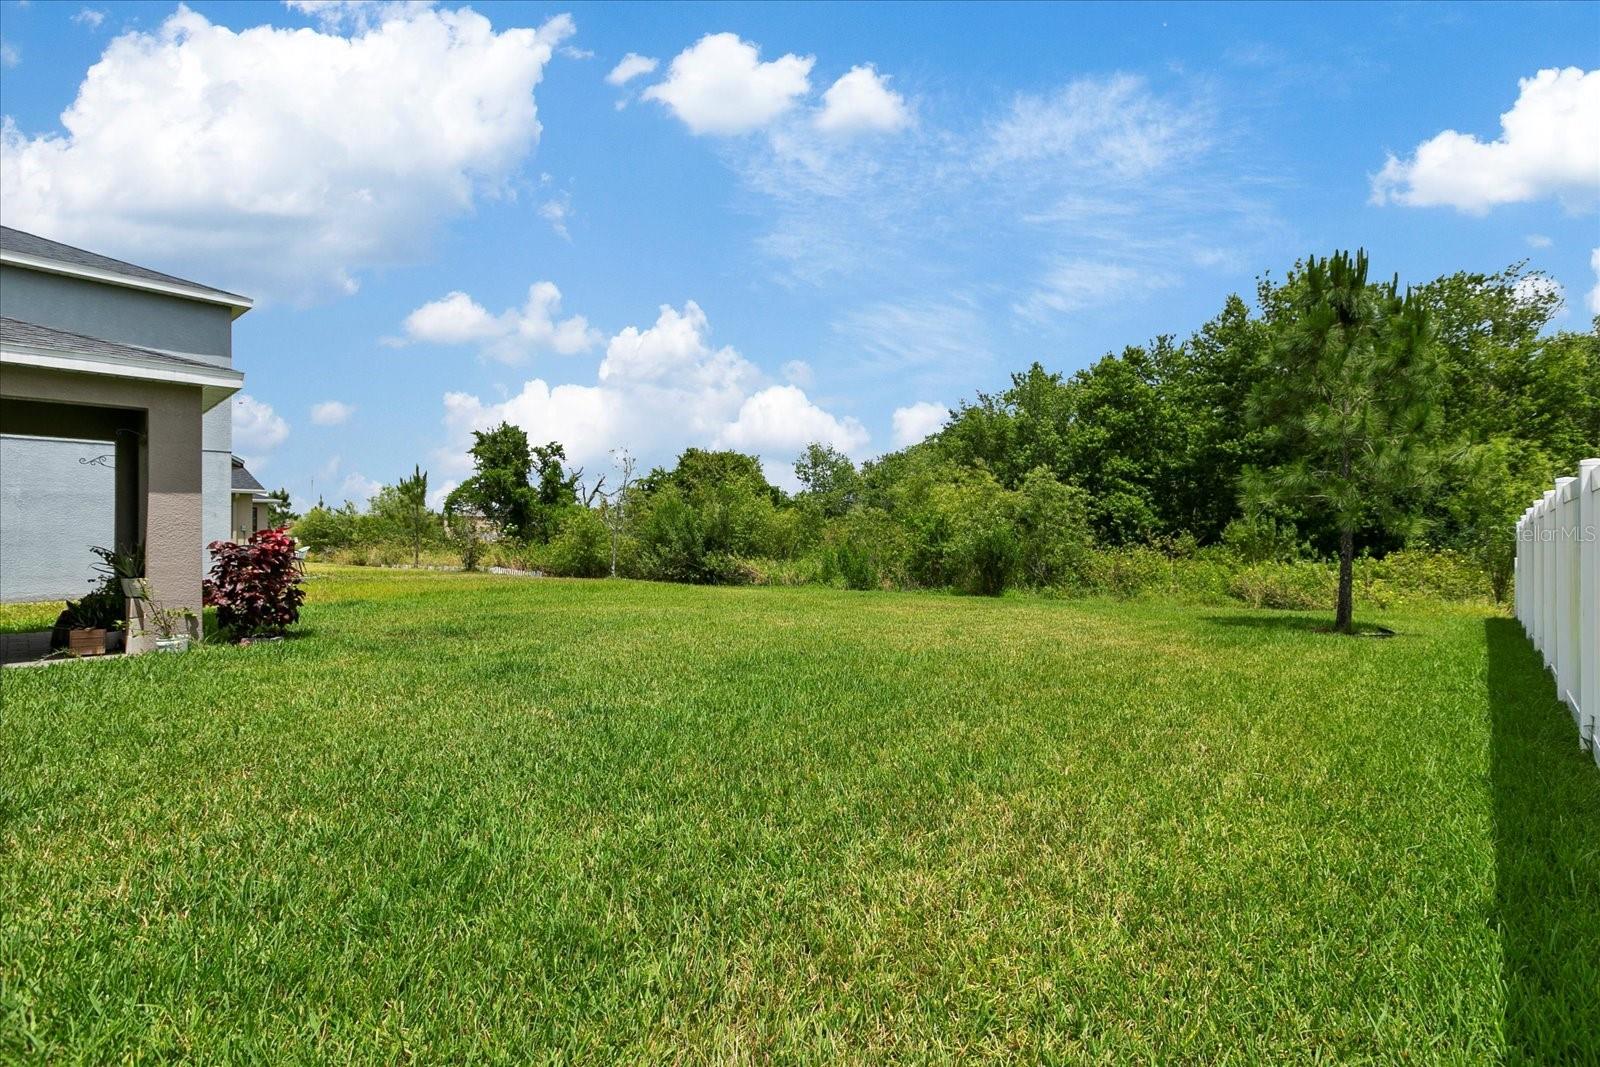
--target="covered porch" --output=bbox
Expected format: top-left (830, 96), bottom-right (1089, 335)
top-left (0, 318), bottom-right (241, 658)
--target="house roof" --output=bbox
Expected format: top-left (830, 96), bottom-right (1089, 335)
top-left (231, 456), bottom-right (266, 494)
top-left (0, 226), bottom-right (253, 317)
top-left (0, 315), bottom-right (243, 411)
top-left (0, 316), bottom-right (228, 373)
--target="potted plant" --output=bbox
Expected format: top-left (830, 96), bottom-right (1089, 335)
top-left (134, 580), bottom-right (198, 653)
top-left (90, 543), bottom-right (145, 597)
top-left (61, 585), bottom-right (121, 656)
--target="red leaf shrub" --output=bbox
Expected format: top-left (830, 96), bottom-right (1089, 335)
top-left (205, 528), bottom-right (306, 637)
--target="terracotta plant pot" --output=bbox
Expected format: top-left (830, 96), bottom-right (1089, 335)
top-left (67, 628), bottom-right (107, 656)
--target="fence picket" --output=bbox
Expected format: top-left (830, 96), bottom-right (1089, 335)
top-left (1517, 458), bottom-right (1600, 764)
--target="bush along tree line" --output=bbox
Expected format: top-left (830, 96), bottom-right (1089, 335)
top-left (291, 252), bottom-right (1597, 628)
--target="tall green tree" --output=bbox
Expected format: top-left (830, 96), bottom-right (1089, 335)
top-left (369, 468), bottom-right (437, 566)
top-left (445, 422), bottom-right (537, 539)
top-left (1162, 295), bottom-right (1274, 542)
top-left (262, 488), bottom-right (298, 528)
top-left (1061, 344), bottom-right (1180, 545)
top-left (642, 448), bottom-right (781, 503)
top-left (794, 442), bottom-right (861, 519)
top-left (1244, 250), bottom-right (1441, 633)
top-left (528, 441), bottom-right (579, 543)
top-left (941, 363), bottom-right (1073, 487)
top-left (394, 466), bottom-right (430, 567)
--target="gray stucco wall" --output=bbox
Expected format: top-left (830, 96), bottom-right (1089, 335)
top-left (0, 265), bottom-right (233, 360)
top-left (0, 434), bottom-right (116, 601)
top-left (203, 450), bottom-right (232, 553)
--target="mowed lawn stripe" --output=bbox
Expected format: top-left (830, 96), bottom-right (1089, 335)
top-left (2, 568), bottom-right (1595, 1063)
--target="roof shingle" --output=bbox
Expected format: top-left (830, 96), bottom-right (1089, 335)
top-left (0, 316), bottom-right (239, 376)
top-left (231, 457), bottom-right (267, 494)
top-left (0, 226), bottom-right (250, 307)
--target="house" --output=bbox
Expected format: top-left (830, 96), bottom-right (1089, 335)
top-left (0, 225), bottom-right (252, 640)
top-left (231, 456), bottom-right (277, 540)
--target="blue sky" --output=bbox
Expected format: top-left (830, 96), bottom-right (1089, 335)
top-left (2, 0), bottom-right (1596, 505)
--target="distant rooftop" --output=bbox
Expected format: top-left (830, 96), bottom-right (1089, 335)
top-left (0, 226), bottom-right (252, 313)
top-left (231, 456), bottom-right (266, 494)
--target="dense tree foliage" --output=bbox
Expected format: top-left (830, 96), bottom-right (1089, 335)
top-left (296, 254), bottom-right (1596, 620)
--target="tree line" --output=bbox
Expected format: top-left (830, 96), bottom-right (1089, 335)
top-left (290, 252), bottom-right (1598, 630)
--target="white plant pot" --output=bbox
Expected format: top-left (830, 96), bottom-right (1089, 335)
top-left (154, 635), bottom-right (191, 654)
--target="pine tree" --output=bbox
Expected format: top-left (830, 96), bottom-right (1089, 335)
top-left (1244, 250), bottom-right (1440, 633)
top-left (395, 465), bottom-right (429, 567)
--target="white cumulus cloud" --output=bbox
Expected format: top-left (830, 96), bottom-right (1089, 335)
top-left (400, 291), bottom-right (503, 346)
top-left (233, 394), bottom-right (290, 465)
top-left (815, 65), bottom-right (910, 135)
top-left (1371, 67), bottom-right (1600, 214)
top-left (1589, 247), bottom-right (1600, 316)
top-left (71, 8), bottom-right (106, 29)
top-left (341, 471), bottom-right (384, 504)
top-left (399, 282), bottom-right (601, 362)
top-left (606, 51), bottom-right (658, 86)
top-left (436, 300), bottom-right (864, 482)
top-left (310, 400), bottom-right (354, 426)
top-left (891, 401), bottom-right (947, 448)
top-left (716, 384), bottom-right (868, 456)
top-left (644, 32), bottom-right (813, 135)
top-left (0, 5), bottom-right (574, 301)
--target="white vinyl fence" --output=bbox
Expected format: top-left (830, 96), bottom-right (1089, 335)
top-left (1515, 458), bottom-right (1600, 768)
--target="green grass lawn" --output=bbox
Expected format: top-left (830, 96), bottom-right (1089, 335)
top-left (3, 568), bottom-right (1596, 1063)
top-left (0, 600), bottom-right (64, 634)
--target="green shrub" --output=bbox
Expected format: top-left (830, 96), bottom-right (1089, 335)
top-left (819, 509), bottom-right (907, 591)
top-left (741, 503), bottom-right (812, 561)
top-left (292, 503), bottom-right (361, 555)
top-left (742, 556), bottom-right (825, 586)
top-left (1219, 513), bottom-right (1308, 563)
top-left (546, 508), bottom-right (611, 578)
top-left (1357, 548), bottom-right (1491, 608)
top-left (947, 504), bottom-right (1019, 596)
top-left (907, 470), bottom-right (1019, 596)
top-left (1162, 552), bottom-right (1238, 603)
top-left (1084, 545), bottom-right (1173, 599)
top-left (634, 487), bottom-right (715, 583)
top-left (1227, 561), bottom-right (1336, 610)
top-left (820, 537), bottom-right (881, 591)
top-left (1015, 468), bottom-right (1095, 589)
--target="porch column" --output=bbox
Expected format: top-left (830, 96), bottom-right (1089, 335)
top-left (138, 389), bottom-right (205, 643)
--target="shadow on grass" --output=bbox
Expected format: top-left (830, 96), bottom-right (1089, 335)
top-left (1203, 614), bottom-right (1396, 636)
top-left (1485, 617), bottom-right (1600, 1062)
